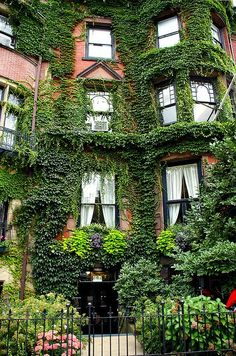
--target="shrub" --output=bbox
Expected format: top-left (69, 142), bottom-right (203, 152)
top-left (0, 293), bottom-right (85, 355)
top-left (135, 295), bottom-right (236, 355)
top-left (114, 258), bottom-right (165, 307)
top-left (156, 229), bottom-right (176, 255)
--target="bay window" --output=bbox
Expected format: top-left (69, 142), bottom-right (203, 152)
top-left (0, 14), bottom-right (14, 48)
top-left (163, 163), bottom-right (200, 226)
top-left (157, 16), bottom-right (180, 48)
top-left (80, 174), bottom-right (115, 227)
top-left (157, 84), bottom-right (177, 124)
top-left (86, 25), bottom-right (113, 59)
top-left (86, 92), bottom-right (112, 132)
top-left (191, 80), bottom-right (216, 122)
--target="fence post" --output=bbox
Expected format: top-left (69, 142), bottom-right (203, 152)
top-left (88, 303), bottom-right (92, 356)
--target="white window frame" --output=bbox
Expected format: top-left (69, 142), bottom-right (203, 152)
top-left (157, 83), bottom-right (177, 125)
top-left (86, 91), bottom-right (113, 132)
top-left (86, 25), bottom-right (114, 59)
top-left (80, 174), bottom-right (116, 228)
top-left (157, 15), bottom-right (180, 49)
top-left (191, 79), bottom-right (216, 122)
top-left (0, 14), bottom-right (14, 49)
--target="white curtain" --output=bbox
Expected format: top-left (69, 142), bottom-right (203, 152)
top-left (80, 174), bottom-right (98, 226)
top-left (166, 163), bottom-right (199, 225)
top-left (166, 166), bottom-right (183, 225)
top-left (100, 176), bottom-right (115, 227)
top-left (183, 164), bottom-right (199, 198)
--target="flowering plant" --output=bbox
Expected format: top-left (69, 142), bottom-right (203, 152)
top-left (90, 233), bottom-right (103, 249)
top-left (35, 330), bottom-right (83, 356)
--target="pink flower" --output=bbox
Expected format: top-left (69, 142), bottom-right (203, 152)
top-left (37, 332), bottom-right (45, 340)
top-left (34, 345), bottom-right (43, 352)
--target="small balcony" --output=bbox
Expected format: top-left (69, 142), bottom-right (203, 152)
top-left (0, 126), bottom-right (32, 152)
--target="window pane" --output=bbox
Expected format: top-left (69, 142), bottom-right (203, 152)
top-left (191, 81), bottom-right (215, 103)
top-left (158, 16), bottom-right (179, 36)
top-left (4, 112), bottom-right (17, 130)
top-left (88, 44), bottom-right (112, 58)
top-left (193, 103), bottom-right (215, 122)
top-left (158, 33), bottom-right (180, 48)
top-left (0, 33), bottom-right (13, 48)
top-left (162, 105), bottom-right (177, 124)
top-left (8, 92), bottom-right (23, 106)
top-left (0, 15), bottom-right (13, 36)
top-left (89, 28), bottom-right (111, 45)
top-left (211, 24), bottom-right (221, 45)
top-left (159, 85), bottom-right (175, 106)
top-left (0, 87), bottom-right (4, 100)
top-left (88, 92), bottom-right (111, 112)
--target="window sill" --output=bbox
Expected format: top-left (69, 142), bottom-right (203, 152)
top-left (82, 57), bottom-right (120, 64)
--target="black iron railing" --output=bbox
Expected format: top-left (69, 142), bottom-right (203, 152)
top-left (0, 126), bottom-right (32, 152)
top-left (0, 302), bottom-right (236, 355)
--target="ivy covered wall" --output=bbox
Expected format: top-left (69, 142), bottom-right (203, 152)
top-left (0, 0), bottom-right (235, 298)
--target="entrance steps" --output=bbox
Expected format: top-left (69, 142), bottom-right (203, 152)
top-left (81, 334), bottom-right (143, 356)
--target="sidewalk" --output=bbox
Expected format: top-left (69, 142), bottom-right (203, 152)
top-left (81, 334), bottom-right (143, 356)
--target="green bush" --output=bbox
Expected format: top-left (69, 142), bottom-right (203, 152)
top-left (0, 293), bottom-right (85, 355)
top-left (135, 295), bottom-right (236, 355)
top-left (156, 229), bottom-right (176, 255)
top-left (57, 224), bottom-right (127, 268)
top-left (114, 258), bottom-right (165, 307)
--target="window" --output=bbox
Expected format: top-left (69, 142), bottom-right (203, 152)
top-left (157, 16), bottom-right (180, 48)
top-left (80, 174), bottom-right (115, 227)
top-left (86, 92), bottom-right (113, 131)
top-left (0, 84), bottom-right (23, 149)
top-left (157, 84), bottom-right (177, 125)
top-left (191, 80), bottom-right (216, 122)
top-left (86, 25), bottom-right (113, 59)
top-left (0, 14), bottom-right (14, 48)
top-left (163, 163), bottom-right (200, 225)
top-left (0, 202), bottom-right (8, 240)
top-left (211, 23), bottom-right (223, 47)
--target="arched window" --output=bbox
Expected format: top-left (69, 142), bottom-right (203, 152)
top-left (86, 92), bottom-right (113, 132)
top-left (191, 80), bottom-right (216, 122)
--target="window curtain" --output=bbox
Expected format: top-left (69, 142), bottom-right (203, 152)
top-left (166, 166), bottom-right (183, 225)
top-left (182, 164), bottom-right (199, 198)
top-left (166, 164), bottom-right (199, 225)
top-left (100, 176), bottom-right (115, 227)
top-left (80, 174), bottom-right (98, 226)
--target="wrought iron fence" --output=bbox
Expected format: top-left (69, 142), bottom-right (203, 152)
top-left (0, 126), bottom-right (33, 151)
top-left (0, 303), bottom-right (236, 355)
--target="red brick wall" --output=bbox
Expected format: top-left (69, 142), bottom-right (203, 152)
top-left (0, 46), bottom-right (49, 89)
top-left (231, 34), bottom-right (236, 63)
top-left (72, 18), bottom-right (124, 79)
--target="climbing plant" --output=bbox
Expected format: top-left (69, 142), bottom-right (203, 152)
top-left (0, 0), bottom-right (235, 299)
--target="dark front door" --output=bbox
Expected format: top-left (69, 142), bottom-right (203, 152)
top-left (78, 279), bottom-right (118, 333)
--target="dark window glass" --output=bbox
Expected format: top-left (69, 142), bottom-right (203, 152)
top-left (0, 202), bottom-right (8, 240)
